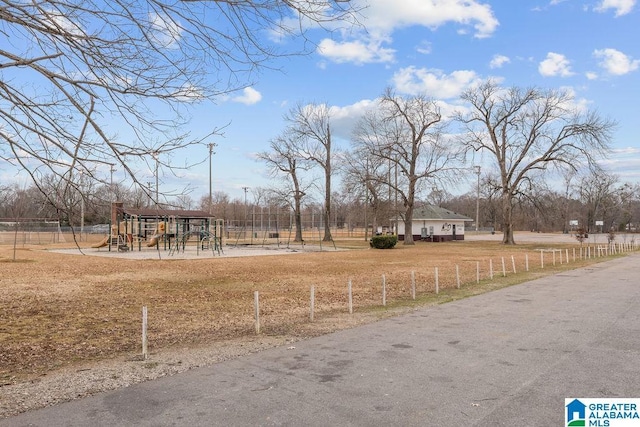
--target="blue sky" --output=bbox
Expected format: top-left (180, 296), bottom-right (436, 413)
top-left (184, 0), bottom-right (640, 203)
top-left (4, 0), bottom-right (640, 204)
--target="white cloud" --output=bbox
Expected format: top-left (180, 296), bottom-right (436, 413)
top-left (593, 48), bottom-right (639, 75)
top-left (586, 71), bottom-right (599, 80)
top-left (316, 0), bottom-right (498, 64)
top-left (173, 84), bottom-right (204, 102)
top-left (392, 67), bottom-right (482, 99)
top-left (149, 12), bottom-right (183, 49)
top-left (362, 0), bottom-right (498, 39)
top-left (329, 99), bottom-right (378, 139)
top-left (317, 38), bottom-right (396, 64)
top-left (232, 87), bottom-right (262, 105)
top-left (42, 8), bottom-right (85, 36)
top-left (416, 41), bottom-right (433, 55)
top-left (538, 52), bottom-right (574, 77)
top-left (489, 54), bottom-right (510, 69)
top-left (594, 0), bottom-right (636, 16)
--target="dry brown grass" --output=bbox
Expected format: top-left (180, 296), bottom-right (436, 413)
top-left (0, 237), bottom-right (614, 386)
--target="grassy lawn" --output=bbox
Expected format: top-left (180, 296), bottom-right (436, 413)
top-left (0, 237), bottom-right (626, 385)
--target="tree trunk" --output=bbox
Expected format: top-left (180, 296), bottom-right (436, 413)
top-left (294, 193), bottom-right (303, 242)
top-left (322, 125), bottom-right (332, 242)
top-left (403, 205), bottom-right (415, 245)
top-left (294, 210), bottom-right (303, 242)
top-left (501, 192), bottom-right (515, 245)
top-left (323, 205), bottom-right (331, 241)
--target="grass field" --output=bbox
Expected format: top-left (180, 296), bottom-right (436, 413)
top-left (0, 234), bottom-right (630, 387)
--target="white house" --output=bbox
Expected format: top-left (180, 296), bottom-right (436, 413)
top-left (396, 205), bottom-right (474, 242)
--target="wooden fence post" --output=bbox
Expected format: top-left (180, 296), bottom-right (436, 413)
top-left (310, 285), bottom-right (315, 322)
top-left (254, 291), bottom-right (260, 335)
top-left (411, 271), bottom-right (416, 300)
top-left (142, 306), bottom-right (148, 361)
top-left (382, 275), bottom-right (386, 306)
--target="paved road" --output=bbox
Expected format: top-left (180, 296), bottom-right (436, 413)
top-left (4, 254), bottom-right (640, 426)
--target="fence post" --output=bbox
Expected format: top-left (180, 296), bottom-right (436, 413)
top-left (254, 291), bottom-right (260, 335)
top-left (501, 257), bottom-right (506, 277)
top-left (476, 261), bottom-right (480, 284)
top-left (489, 259), bottom-right (494, 279)
top-left (525, 254), bottom-right (529, 272)
top-left (310, 285), bottom-right (315, 322)
top-left (411, 271), bottom-right (416, 300)
top-left (382, 275), bottom-right (386, 306)
top-left (435, 267), bottom-right (439, 294)
top-left (142, 306), bottom-right (148, 361)
top-left (348, 279), bottom-right (353, 314)
top-left (456, 265), bottom-right (460, 289)
top-left (511, 255), bottom-right (516, 274)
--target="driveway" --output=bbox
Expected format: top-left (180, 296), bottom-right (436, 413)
top-left (3, 254), bottom-right (639, 426)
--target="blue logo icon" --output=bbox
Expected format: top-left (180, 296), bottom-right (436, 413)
top-left (567, 399), bottom-right (586, 426)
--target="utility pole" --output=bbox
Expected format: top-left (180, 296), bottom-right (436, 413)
top-left (152, 152), bottom-right (159, 208)
top-left (78, 170), bottom-right (84, 241)
top-left (474, 165), bottom-right (481, 233)
top-left (242, 186), bottom-right (249, 235)
top-left (208, 143), bottom-right (217, 215)
top-left (109, 164), bottom-right (116, 202)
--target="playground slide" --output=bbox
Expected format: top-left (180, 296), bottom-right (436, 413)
top-left (92, 236), bottom-right (109, 248)
top-left (146, 234), bottom-right (161, 247)
top-left (147, 222), bottom-right (166, 247)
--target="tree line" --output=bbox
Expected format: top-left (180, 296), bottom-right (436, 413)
top-left (2, 157), bottom-right (637, 239)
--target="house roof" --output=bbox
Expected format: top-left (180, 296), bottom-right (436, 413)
top-left (411, 205), bottom-right (473, 221)
top-left (121, 207), bottom-right (212, 219)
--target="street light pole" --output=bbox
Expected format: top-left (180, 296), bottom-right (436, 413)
top-left (474, 165), bottom-right (481, 233)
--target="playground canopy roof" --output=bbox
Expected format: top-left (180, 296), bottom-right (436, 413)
top-left (119, 207), bottom-right (213, 220)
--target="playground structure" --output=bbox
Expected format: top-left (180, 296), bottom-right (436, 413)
top-left (92, 203), bottom-right (224, 255)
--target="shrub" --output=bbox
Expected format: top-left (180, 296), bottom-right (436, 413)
top-left (575, 228), bottom-right (588, 244)
top-left (370, 234), bottom-right (398, 249)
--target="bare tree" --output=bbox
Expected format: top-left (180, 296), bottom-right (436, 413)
top-left (576, 170), bottom-right (619, 233)
top-left (257, 132), bottom-right (312, 242)
top-left (353, 88), bottom-right (463, 245)
top-left (1, 0), bottom-right (360, 209)
top-left (285, 103), bottom-right (334, 241)
top-left (341, 148), bottom-right (388, 239)
top-left (456, 80), bottom-right (616, 244)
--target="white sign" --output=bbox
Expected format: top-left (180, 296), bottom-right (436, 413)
top-left (570, 220), bottom-right (579, 226)
top-left (596, 220), bottom-right (604, 226)
top-left (566, 398), bottom-right (640, 426)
